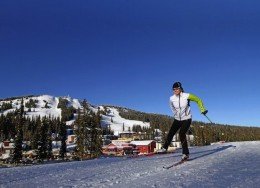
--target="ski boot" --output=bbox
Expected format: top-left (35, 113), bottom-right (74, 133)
top-left (181, 154), bottom-right (189, 161)
top-left (156, 147), bottom-right (167, 154)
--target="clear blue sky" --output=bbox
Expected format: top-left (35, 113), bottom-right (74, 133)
top-left (1, 1), bottom-right (260, 127)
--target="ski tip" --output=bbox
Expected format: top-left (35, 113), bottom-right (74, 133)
top-left (163, 166), bottom-right (172, 169)
top-left (156, 152), bottom-right (167, 154)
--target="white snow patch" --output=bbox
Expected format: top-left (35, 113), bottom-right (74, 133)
top-left (100, 107), bottom-right (150, 136)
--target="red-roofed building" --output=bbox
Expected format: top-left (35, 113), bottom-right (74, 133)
top-left (102, 142), bottom-right (138, 156)
top-left (130, 140), bottom-right (156, 154)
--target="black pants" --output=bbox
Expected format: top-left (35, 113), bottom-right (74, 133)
top-left (163, 118), bottom-right (191, 155)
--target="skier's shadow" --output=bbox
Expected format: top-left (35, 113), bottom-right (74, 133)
top-left (128, 145), bottom-right (236, 162)
top-left (144, 144), bottom-right (236, 161)
top-left (189, 145), bottom-right (236, 161)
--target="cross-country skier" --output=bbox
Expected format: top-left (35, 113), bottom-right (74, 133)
top-left (158, 82), bottom-right (208, 160)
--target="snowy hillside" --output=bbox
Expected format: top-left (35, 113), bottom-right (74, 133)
top-left (0, 95), bottom-right (80, 118)
top-left (100, 107), bottom-right (150, 136)
top-left (0, 95), bottom-right (150, 134)
top-left (0, 141), bottom-right (259, 187)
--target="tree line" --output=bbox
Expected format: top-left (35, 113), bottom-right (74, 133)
top-left (74, 100), bottom-right (102, 160)
top-left (114, 106), bottom-right (260, 145)
top-left (191, 121), bottom-right (260, 146)
top-left (0, 98), bottom-right (103, 163)
top-left (0, 98), bottom-right (68, 163)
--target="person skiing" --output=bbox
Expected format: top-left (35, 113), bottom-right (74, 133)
top-left (158, 82), bottom-right (208, 160)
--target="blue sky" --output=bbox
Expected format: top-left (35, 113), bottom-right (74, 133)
top-left (1, 1), bottom-right (260, 127)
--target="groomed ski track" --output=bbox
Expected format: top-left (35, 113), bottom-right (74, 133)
top-left (1, 141), bottom-right (259, 188)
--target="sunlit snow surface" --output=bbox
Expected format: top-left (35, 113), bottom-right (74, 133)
top-left (1, 141), bottom-right (259, 188)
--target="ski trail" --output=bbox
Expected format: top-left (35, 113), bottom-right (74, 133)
top-left (0, 142), bottom-right (259, 188)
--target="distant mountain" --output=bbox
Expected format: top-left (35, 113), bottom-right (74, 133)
top-left (0, 94), bottom-right (80, 118)
top-left (0, 95), bottom-right (150, 135)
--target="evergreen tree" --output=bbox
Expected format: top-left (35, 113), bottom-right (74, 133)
top-left (38, 117), bottom-right (48, 161)
top-left (25, 99), bottom-right (37, 108)
top-left (13, 130), bottom-right (23, 163)
top-left (59, 121), bottom-right (67, 160)
top-left (0, 102), bottom-right (13, 111)
top-left (46, 119), bottom-right (53, 160)
top-left (13, 98), bottom-right (25, 163)
top-left (44, 102), bottom-right (49, 108)
top-left (75, 108), bottom-right (85, 160)
top-left (58, 98), bottom-right (75, 122)
top-left (82, 99), bottom-right (88, 109)
top-left (31, 116), bottom-right (41, 150)
top-left (0, 114), bottom-right (5, 140)
top-left (89, 111), bottom-right (102, 158)
top-left (74, 106), bottom-right (102, 159)
top-left (23, 117), bottom-right (31, 141)
top-left (81, 109), bottom-right (92, 157)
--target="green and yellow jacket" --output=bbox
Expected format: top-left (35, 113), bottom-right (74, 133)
top-left (169, 92), bottom-right (207, 121)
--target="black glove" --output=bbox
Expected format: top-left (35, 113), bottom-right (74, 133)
top-left (202, 110), bottom-right (208, 115)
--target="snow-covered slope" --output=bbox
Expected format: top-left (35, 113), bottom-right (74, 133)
top-left (25, 95), bottom-right (61, 118)
top-left (0, 95), bottom-right (80, 119)
top-left (100, 107), bottom-right (150, 136)
top-left (0, 95), bottom-right (150, 133)
top-left (1, 141), bottom-right (259, 187)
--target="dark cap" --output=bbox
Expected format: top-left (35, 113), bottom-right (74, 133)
top-left (173, 82), bottom-right (182, 89)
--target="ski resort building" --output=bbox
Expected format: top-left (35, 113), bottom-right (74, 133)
top-left (130, 140), bottom-right (156, 154)
top-left (0, 140), bottom-right (15, 160)
top-left (102, 142), bottom-right (139, 156)
top-left (118, 132), bottom-right (154, 141)
top-left (102, 140), bottom-right (158, 156)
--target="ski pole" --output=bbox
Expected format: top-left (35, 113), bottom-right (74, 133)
top-left (204, 114), bottom-right (213, 124)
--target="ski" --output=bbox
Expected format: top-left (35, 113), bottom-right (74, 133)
top-left (163, 159), bottom-right (188, 169)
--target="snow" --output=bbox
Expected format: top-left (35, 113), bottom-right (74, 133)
top-left (0, 95), bottom-right (61, 118)
top-left (1, 141), bottom-right (259, 187)
top-left (130, 140), bottom-right (154, 145)
top-left (101, 107), bottom-right (150, 136)
top-left (1, 96), bottom-right (149, 134)
top-left (0, 95), bottom-right (84, 120)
